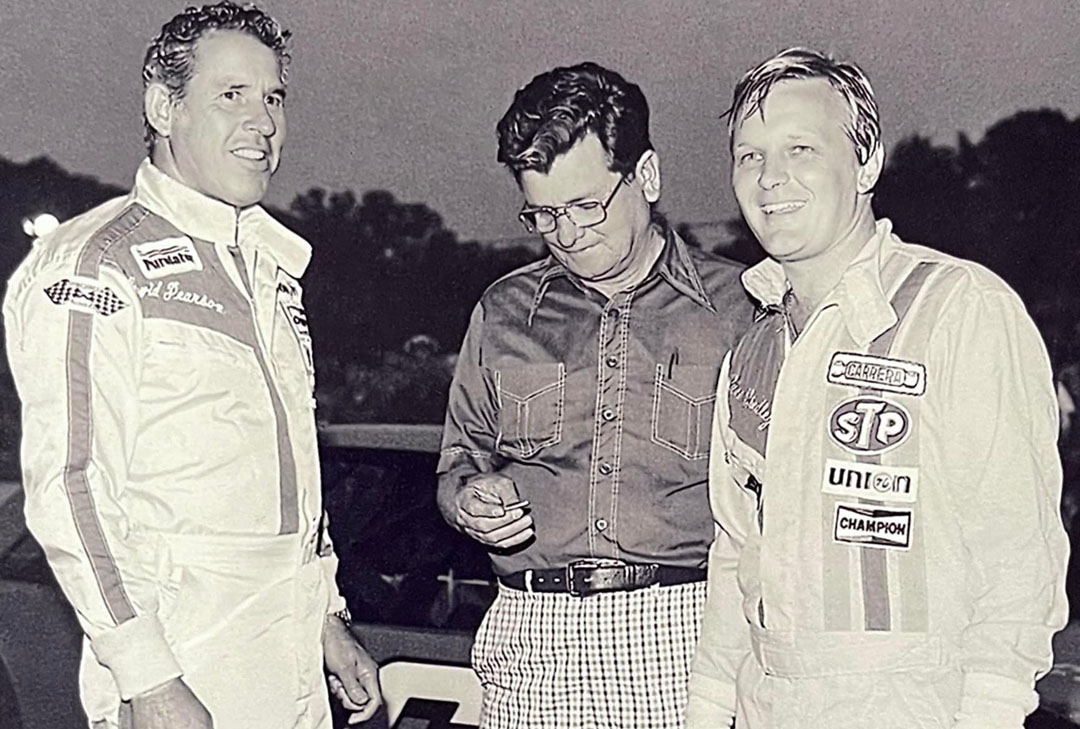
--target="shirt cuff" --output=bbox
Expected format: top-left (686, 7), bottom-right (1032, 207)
top-left (952, 671), bottom-right (1037, 729)
top-left (684, 673), bottom-right (736, 729)
top-left (90, 614), bottom-right (182, 700)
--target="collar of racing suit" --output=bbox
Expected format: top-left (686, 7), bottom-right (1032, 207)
top-left (739, 218), bottom-right (905, 347)
top-left (129, 159), bottom-right (312, 278)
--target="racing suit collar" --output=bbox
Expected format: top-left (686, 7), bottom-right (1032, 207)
top-left (740, 219), bottom-right (900, 347)
top-left (131, 159), bottom-right (312, 277)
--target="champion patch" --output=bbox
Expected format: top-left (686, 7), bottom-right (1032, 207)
top-left (131, 237), bottom-right (203, 279)
top-left (823, 458), bottom-right (918, 503)
top-left (829, 397), bottom-right (910, 454)
top-left (43, 278), bottom-right (128, 317)
top-left (827, 352), bottom-right (926, 396)
top-left (833, 502), bottom-right (912, 550)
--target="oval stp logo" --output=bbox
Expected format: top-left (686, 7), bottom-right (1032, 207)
top-left (829, 397), bottom-right (911, 454)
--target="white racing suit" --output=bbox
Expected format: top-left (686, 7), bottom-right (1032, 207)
top-left (3, 160), bottom-right (347, 728)
top-left (686, 219), bottom-right (1070, 729)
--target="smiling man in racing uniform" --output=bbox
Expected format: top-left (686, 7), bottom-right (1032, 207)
top-left (3, 3), bottom-right (379, 728)
top-left (685, 48), bottom-right (1069, 729)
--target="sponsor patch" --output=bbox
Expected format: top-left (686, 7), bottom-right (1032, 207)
top-left (276, 271), bottom-right (314, 378)
top-left (833, 502), bottom-right (912, 550)
top-left (131, 237), bottom-right (202, 279)
top-left (828, 352), bottom-right (926, 396)
top-left (829, 397), bottom-right (910, 454)
top-left (822, 458), bottom-right (918, 503)
top-left (43, 277), bottom-right (128, 317)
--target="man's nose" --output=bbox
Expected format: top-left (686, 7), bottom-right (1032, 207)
top-left (758, 156), bottom-right (789, 190)
top-left (553, 213), bottom-right (584, 249)
top-left (245, 102), bottom-right (277, 137)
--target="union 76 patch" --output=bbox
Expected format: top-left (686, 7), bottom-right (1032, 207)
top-left (43, 278), bottom-right (128, 317)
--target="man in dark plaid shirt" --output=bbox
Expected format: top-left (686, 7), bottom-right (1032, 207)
top-left (437, 61), bottom-right (753, 728)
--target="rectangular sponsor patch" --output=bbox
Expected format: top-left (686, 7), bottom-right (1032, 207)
top-left (276, 270), bottom-right (314, 378)
top-left (833, 502), bottom-right (912, 550)
top-left (822, 458), bottom-right (918, 503)
top-left (43, 277), bottom-right (128, 317)
top-left (827, 352), bottom-right (926, 396)
top-left (131, 237), bottom-right (202, 279)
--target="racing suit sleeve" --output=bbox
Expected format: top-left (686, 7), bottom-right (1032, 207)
top-left (937, 285), bottom-right (1070, 729)
top-left (436, 302), bottom-right (499, 517)
top-left (318, 510), bottom-right (348, 615)
top-left (3, 256), bottom-right (183, 699)
top-left (686, 352), bottom-right (755, 729)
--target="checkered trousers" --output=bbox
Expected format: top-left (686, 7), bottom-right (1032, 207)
top-left (471, 581), bottom-right (706, 729)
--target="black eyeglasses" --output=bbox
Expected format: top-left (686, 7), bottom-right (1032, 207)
top-left (517, 175), bottom-right (627, 234)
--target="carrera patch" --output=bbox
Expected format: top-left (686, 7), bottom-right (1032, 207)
top-left (833, 503), bottom-right (912, 550)
top-left (829, 397), bottom-right (910, 454)
top-left (43, 278), bottom-right (128, 317)
top-left (131, 237), bottom-right (203, 279)
top-left (823, 458), bottom-right (918, 503)
top-left (828, 352), bottom-right (926, 396)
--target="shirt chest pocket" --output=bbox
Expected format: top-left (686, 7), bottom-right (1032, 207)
top-left (651, 364), bottom-right (718, 460)
top-left (495, 363), bottom-right (565, 459)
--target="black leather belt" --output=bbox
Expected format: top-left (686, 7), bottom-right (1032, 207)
top-left (497, 560), bottom-right (706, 597)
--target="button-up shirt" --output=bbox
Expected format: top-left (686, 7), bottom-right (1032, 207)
top-left (437, 226), bottom-right (753, 575)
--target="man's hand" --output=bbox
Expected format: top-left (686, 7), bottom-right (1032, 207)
top-left (445, 473), bottom-right (534, 549)
top-left (324, 616), bottom-right (381, 725)
top-left (125, 678), bottom-right (212, 729)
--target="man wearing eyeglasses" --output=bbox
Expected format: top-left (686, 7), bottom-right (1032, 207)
top-left (436, 61), bottom-right (753, 728)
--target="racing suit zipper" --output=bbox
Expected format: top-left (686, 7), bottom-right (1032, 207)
top-left (228, 220), bottom-right (299, 534)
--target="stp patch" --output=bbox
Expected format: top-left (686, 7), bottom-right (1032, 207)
top-left (829, 397), bottom-right (910, 455)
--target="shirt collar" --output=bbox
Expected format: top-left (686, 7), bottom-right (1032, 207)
top-left (530, 224), bottom-right (716, 318)
top-left (130, 159), bottom-right (311, 276)
top-left (740, 218), bottom-right (900, 346)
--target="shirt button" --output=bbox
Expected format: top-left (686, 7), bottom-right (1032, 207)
top-left (595, 518), bottom-right (609, 531)
top-left (598, 462), bottom-right (613, 475)
top-left (605, 355), bottom-right (619, 368)
top-left (601, 408), bottom-right (616, 421)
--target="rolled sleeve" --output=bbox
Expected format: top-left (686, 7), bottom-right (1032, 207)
top-left (437, 302), bottom-right (499, 481)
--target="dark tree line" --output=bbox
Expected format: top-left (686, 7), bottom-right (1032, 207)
top-left (1, 106), bottom-right (1079, 437)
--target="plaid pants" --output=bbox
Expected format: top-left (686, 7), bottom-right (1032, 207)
top-left (472, 581), bottom-right (706, 729)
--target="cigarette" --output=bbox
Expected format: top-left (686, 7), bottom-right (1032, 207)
top-left (502, 499), bottom-right (530, 511)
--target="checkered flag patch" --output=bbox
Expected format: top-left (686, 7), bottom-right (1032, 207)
top-left (43, 278), bottom-right (128, 317)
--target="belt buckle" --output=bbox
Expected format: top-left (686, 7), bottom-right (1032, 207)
top-left (567, 558), bottom-right (624, 597)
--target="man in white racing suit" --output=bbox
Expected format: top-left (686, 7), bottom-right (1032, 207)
top-left (3, 3), bottom-right (380, 728)
top-left (685, 47), bottom-right (1069, 729)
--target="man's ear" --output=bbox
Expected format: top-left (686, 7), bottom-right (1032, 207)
top-left (857, 144), bottom-right (884, 194)
top-left (144, 83), bottom-right (175, 139)
top-left (635, 149), bottom-right (661, 204)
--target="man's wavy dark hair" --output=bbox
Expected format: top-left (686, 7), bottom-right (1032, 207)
top-left (496, 61), bottom-right (653, 183)
top-left (141, 1), bottom-right (291, 152)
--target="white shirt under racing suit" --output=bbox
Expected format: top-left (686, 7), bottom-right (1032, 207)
top-left (4, 160), bottom-right (346, 728)
top-left (686, 219), bottom-right (1069, 729)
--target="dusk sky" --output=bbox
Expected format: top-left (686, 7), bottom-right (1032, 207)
top-left (1, 0), bottom-right (1077, 241)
